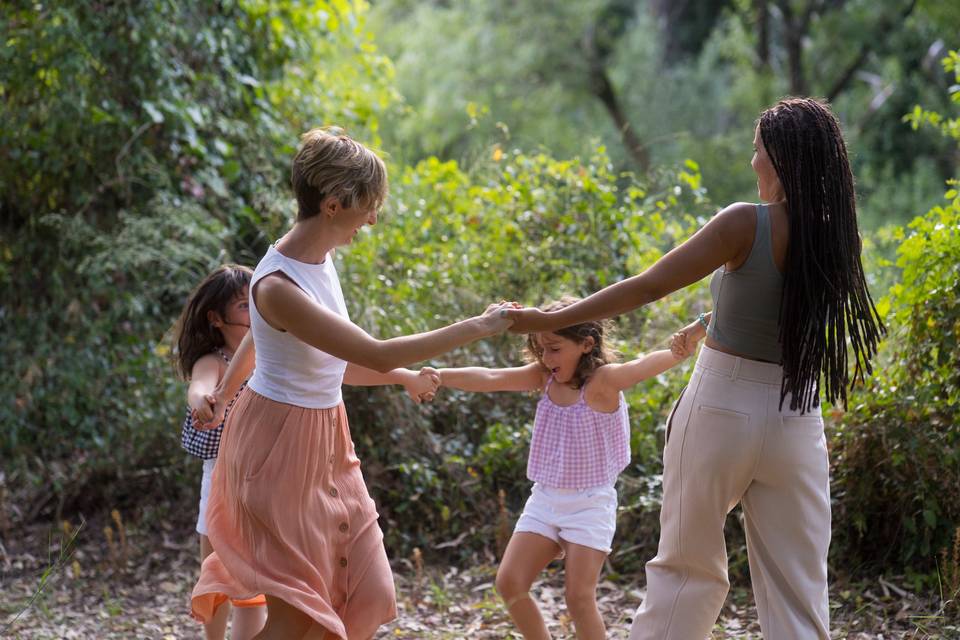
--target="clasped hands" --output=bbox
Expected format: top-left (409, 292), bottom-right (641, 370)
top-left (410, 299), bottom-right (523, 403)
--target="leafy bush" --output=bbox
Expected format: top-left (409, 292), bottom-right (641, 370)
top-left (1, 0), bottom-right (395, 515)
top-left (830, 51), bottom-right (960, 580)
top-left (0, 202), bottom-right (227, 519)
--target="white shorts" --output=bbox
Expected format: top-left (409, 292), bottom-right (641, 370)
top-left (514, 483), bottom-right (618, 554)
top-left (196, 458), bottom-right (216, 536)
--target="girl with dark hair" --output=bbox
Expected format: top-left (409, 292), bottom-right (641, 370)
top-left (422, 296), bottom-right (695, 640)
top-left (173, 264), bottom-right (267, 640)
top-left (507, 98), bottom-right (884, 638)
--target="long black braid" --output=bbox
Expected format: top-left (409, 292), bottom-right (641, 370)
top-left (759, 98), bottom-right (885, 412)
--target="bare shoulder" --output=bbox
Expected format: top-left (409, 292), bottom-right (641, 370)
top-left (709, 202), bottom-right (757, 258)
top-left (194, 352), bottom-right (222, 368)
top-left (712, 202), bottom-right (756, 232)
top-left (593, 362), bottom-right (618, 377)
top-left (588, 363), bottom-right (620, 392)
top-left (252, 270), bottom-right (300, 302)
top-left (584, 364), bottom-right (622, 410)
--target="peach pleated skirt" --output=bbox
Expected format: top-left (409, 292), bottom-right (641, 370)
top-left (191, 388), bottom-right (397, 639)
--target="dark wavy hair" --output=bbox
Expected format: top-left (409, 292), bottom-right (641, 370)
top-left (173, 264), bottom-right (252, 379)
top-left (524, 296), bottom-right (618, 389)
top-left (759, 97), bottom-right (885, 412)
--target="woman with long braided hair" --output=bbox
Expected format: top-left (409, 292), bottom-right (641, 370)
top-left (506, 97), bottom-right (884, 638)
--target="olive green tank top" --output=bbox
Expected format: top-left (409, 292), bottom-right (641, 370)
top-left (707, 204), bottom-right (784, 363)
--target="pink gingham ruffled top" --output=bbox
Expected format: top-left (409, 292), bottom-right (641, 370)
top-left (527, 376), bottom-right (630, 489)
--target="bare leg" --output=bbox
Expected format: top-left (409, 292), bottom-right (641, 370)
top-left (495, 532), bottom-right (562, 640)
top-left (252, 596), bottom-right (318, 640)
top-left (562, 542), bottom-right (607, 640)
top-left (200, 534), bottom-right (230, 640)
top-left (231, 603), bottom-right (268, 640)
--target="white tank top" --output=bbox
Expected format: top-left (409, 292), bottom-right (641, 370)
top-left (247, 244), bottom-right (349, 408)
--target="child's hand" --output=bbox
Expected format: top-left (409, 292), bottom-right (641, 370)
top-left (195, 392), bottom-right (226, 430)
top-left (404, 367), bottom-right (440, 404)
top-left (190, 393), bottom-right (215, 428)
top-left (670, 330), bottom-right (697, 359)
top-left (418, 366), bottom-right (441, 403)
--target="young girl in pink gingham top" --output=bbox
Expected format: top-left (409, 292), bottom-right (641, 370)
top-left (527, 373), bottom-right (630, 489)
top-left (422, 296), bottom-right (697, 639)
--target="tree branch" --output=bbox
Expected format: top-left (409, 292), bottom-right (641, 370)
top-left (776, 0), bottom-right (808, 94)
top-left (755, 0), bottom-right (770, 69)
top-left (825, 0), bottom-right (918, 102)
top-left (582, 23), bottom-right (649, 171)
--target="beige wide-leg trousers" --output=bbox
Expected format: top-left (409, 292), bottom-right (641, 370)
top-left (630, 345), bottom-right (830, 640)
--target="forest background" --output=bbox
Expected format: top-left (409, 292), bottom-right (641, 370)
top-left (1, 0), bottom-right (959, 636)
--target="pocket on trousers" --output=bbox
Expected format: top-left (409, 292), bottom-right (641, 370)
top-left (782, 415), bottom-right (824, 438)
top-left (697, 404), bottom-right (751, 421)
top-left (664, 385), bottom-right (687, 444)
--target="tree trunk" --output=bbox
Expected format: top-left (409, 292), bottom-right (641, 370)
top-left (582, 22), bottom-right (650, 171)
top-left (825, 0), bottom-right (918, 102)
top-left (587, 65), bottom-right (650, 171)
top-left (755, 0), bottom-right (770, 69)
top-left (778, 0), bottom-right (809, 95)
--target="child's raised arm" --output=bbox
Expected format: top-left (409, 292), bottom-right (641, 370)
top-left (423, 362), bottom-right (545, 393)
top-left (594, 349), bottom-right (690, 393)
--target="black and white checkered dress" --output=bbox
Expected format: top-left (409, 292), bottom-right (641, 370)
top-left (180, 349), bottom-right (245, 460)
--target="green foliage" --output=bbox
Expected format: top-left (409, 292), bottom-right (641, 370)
top-left (831, 191), bottom-right (960, 572)
top-left (1, 0), bottom-right (397, 227)
top-left (370, 0), bottom-right (960, 227)
top-left (0, 203), bottom-right (229, 515)
top-left (831, 53), bottom-right (960, 575)
top-left (903, 49), bottom-right (960, 143)
top-left (0, 0), bottom-right (396, 513)
top-left (369, 0), bottom-right (615, 163)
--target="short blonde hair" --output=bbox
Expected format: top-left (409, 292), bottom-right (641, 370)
top-left (291, 127), bottom-right (388, 220)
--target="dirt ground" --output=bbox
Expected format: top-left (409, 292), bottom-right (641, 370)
top-left (2, 519), bottom-right (957, 639)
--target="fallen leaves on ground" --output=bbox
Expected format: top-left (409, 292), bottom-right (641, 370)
top-left (2, 522), bottom-right (957, 638)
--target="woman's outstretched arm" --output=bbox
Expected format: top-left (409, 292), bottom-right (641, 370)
top-left (254, 273), bottom-right (514, 373)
